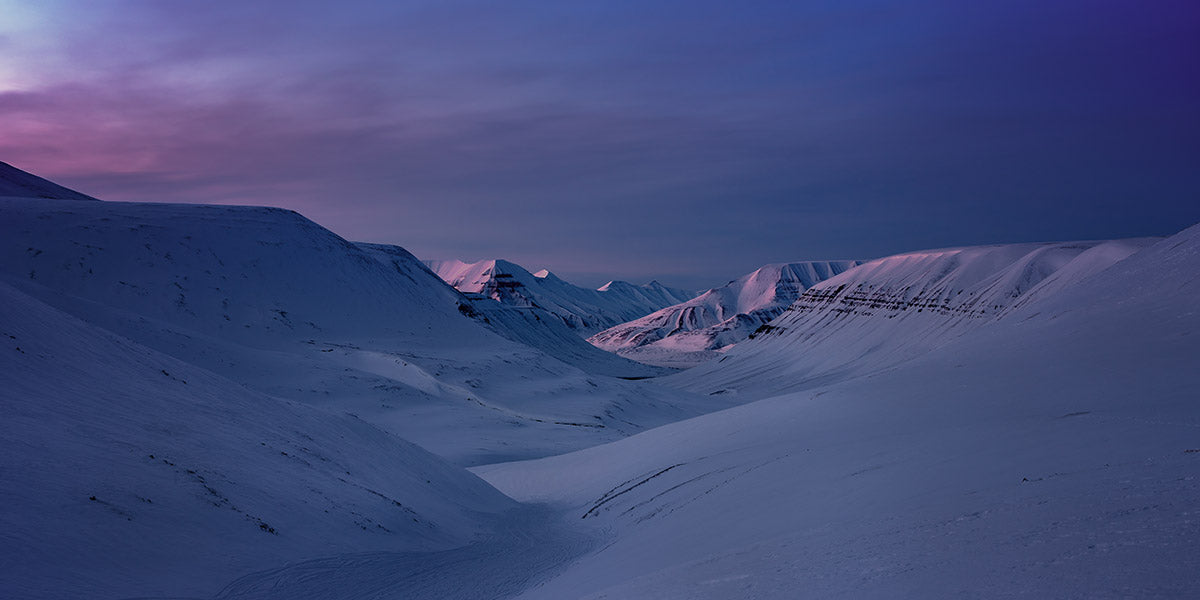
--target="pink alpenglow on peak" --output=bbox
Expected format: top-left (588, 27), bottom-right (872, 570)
top-left (425, 258), bottom-right (697, 335)
top-left (589, 261), bottom-right (860, 368)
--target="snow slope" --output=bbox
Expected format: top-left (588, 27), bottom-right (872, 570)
top-left (589, 261), bottom-right (859, 368)
top-left (0, 197), bottom-right (721, 467)
top-left (0, 279), bottom-right (517, 600)
top-left (0, 160), bottom-right (99, 201)
top-left (673, 238), bottom-right (1157, 399)
top-left (427, 258), bottom-right (696, 335)
top-left (0, 198), bottom-right (475, 342)
top-left (477, 223), bottom-right (1200, 599)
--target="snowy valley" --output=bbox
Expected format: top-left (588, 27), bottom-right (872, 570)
top-left (2, 162), bottom-right (1198, 599)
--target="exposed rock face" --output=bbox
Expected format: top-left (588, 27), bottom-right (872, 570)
top-left (360, 244), bottom-right (667, 379)
top-left (673, 238), bottom-right (1158, 398)
top-left (589, 261), bottom-right (860, 368)
top-left (426, 258), bottom-right (696, 335)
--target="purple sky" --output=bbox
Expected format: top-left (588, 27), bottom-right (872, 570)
top-left (2, 1), bottom-right (1198, 289)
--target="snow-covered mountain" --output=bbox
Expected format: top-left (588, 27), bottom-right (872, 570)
top-left (0, 173), bottom-right (725, 597)
top-left (0, 196), bottom-right (721, 468)
top-left (672, 238), bottom-right (1158, 399)
top-left (0, 160), bottom-right (99, 200)
top-left (589, 261), bottom-right (859, 367)
top-left (359, 244), bottom-right (666, 378)
top-left (426, 258), bottom-right (696, 335)
top-left (477, 223), bottom-right (1200, 599)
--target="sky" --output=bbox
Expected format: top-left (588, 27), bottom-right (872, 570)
top-left (1, 1), bottom-right (1198, 290)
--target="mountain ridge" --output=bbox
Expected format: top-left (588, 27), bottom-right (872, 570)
top-left (426, 258), bottom-right (697, 335)
top-left (589, 260), bottom-right (860, 367)
top-left (0, 161), bottom-right (101, 201)
top-left (360, 244), bottom-right (666, 378)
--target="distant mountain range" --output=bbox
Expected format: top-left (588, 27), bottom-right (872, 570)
top-left (426, 258), bottom-right (696, 335)
top-left (361, 245), bottom-right (667, 378)
top-left (589, 261), bottom-right (860, 367)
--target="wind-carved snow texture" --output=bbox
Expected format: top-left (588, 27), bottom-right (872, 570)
top-left (588, 261), bottom-right (859, 368)
top-left (3, 162), bottom-right (1200, 599)
top-left (426, 258), bottom-right (696, 335)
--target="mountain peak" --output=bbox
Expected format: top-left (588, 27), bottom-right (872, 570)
top-left (427, 258), bottom-right (697, 335)
top-left (597, 280), bottom-right (629, 292)
top-left (588, 260), bottom-right (861, 367)
top-left (0, 161), bottom-right (101, 201)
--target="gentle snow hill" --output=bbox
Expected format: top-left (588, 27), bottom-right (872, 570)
top-left (0, 160), bottom-right (100, 201)
top-left (0, 197), bottom-right (720, 465)
top-left (672, 238), bottom-right (1158, 399)
top-left (426, 258), bottom-right (696, 335)
top-left (360, 243), bottom-right (666, 378)
top-left (589, 261), bottom-right (859, 368)
top-left (476, 222), bottom-right (1200, 599)
top-left (0, 198), bottom-right (477, 343)
top-left (0, 279), bottom-right (517, 600)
